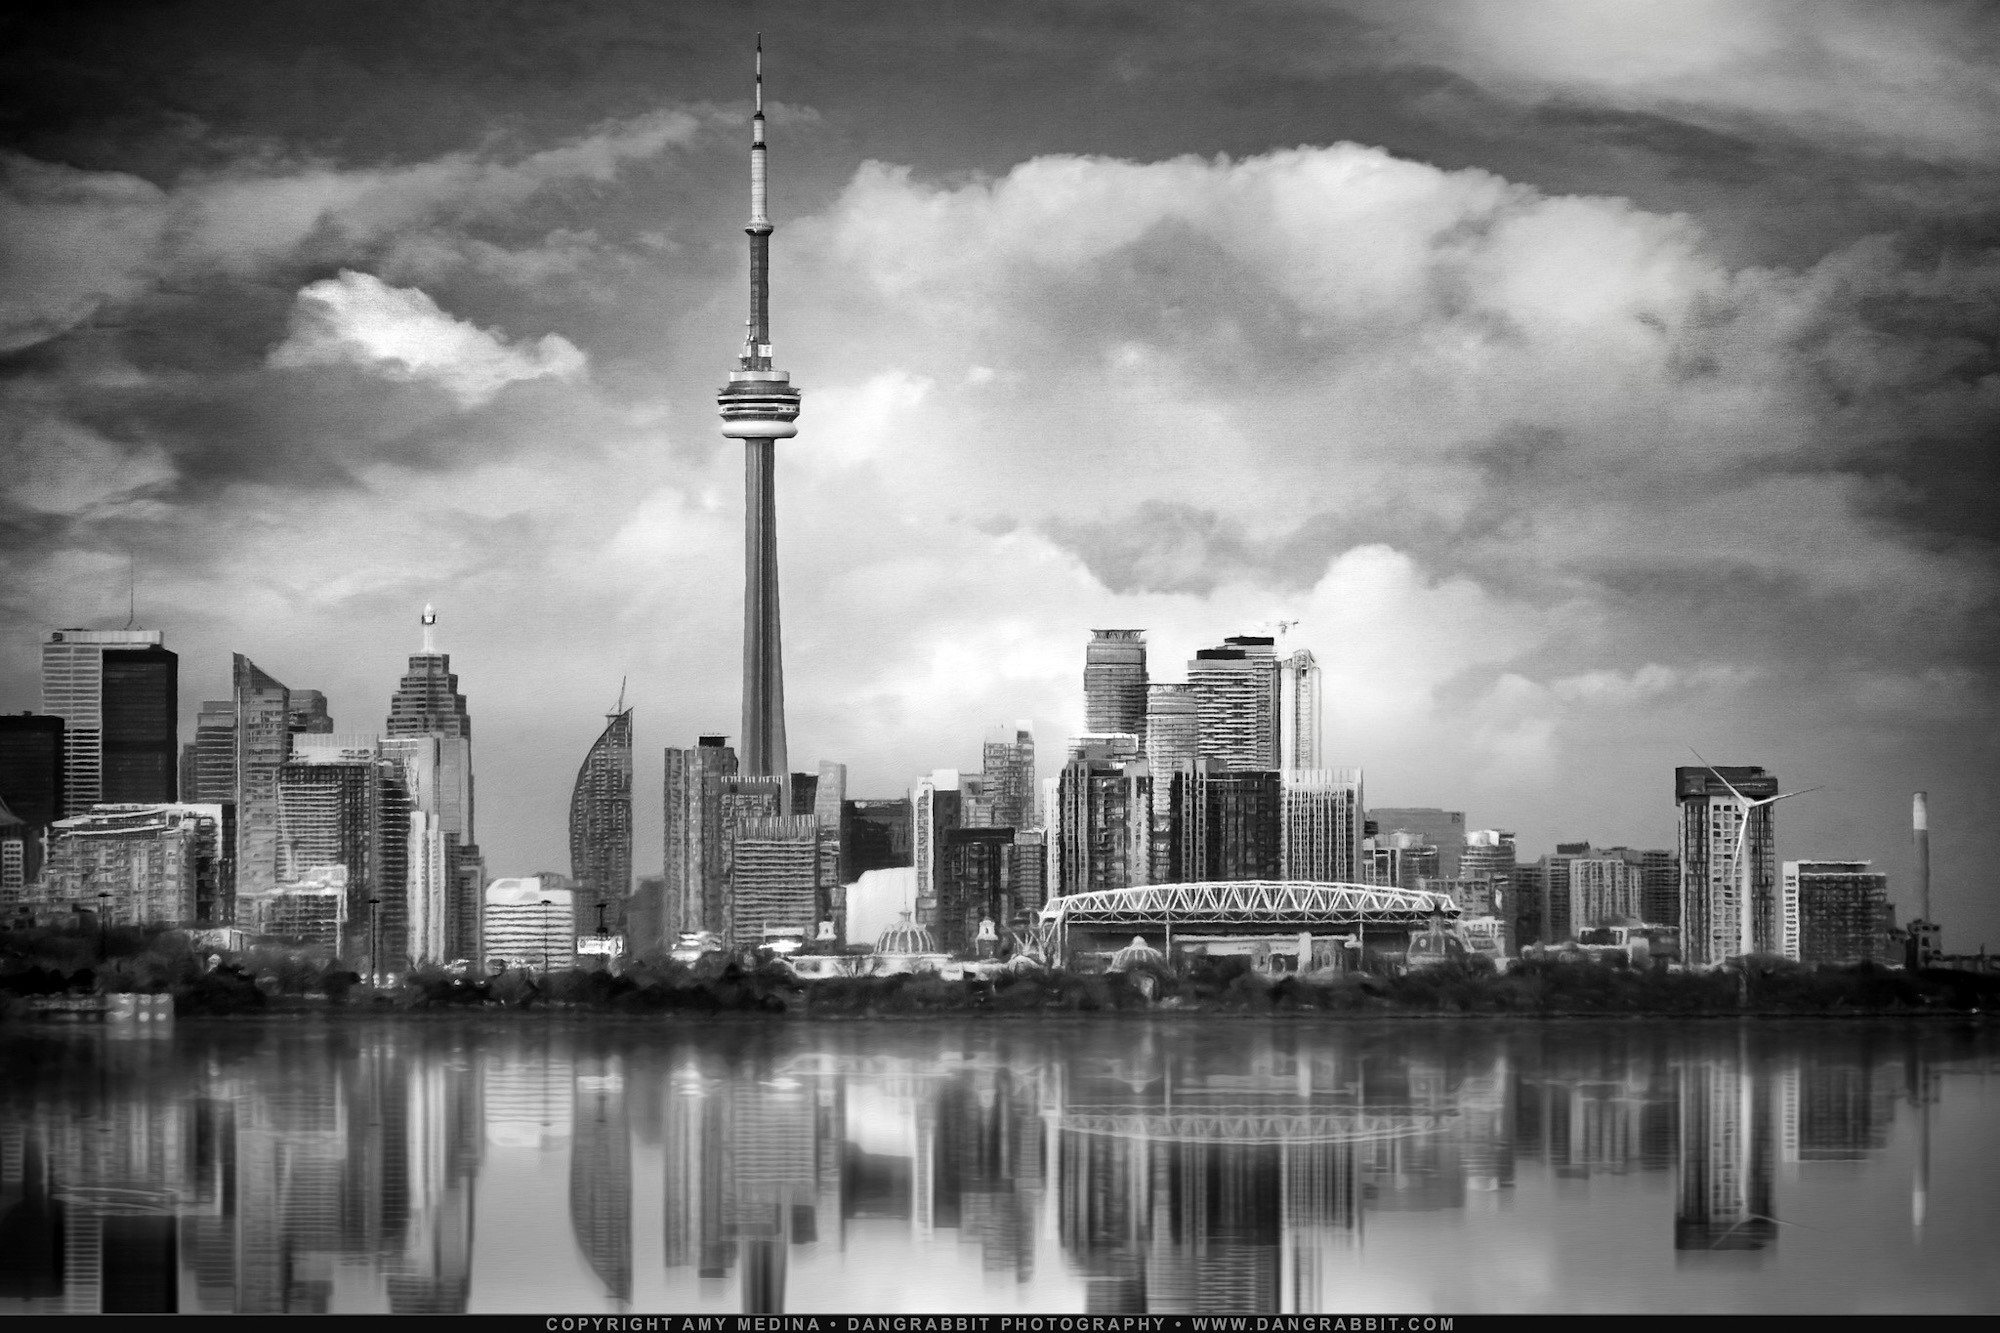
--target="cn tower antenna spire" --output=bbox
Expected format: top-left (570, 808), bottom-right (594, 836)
top-left (718, 36), bottom-right (802, 779)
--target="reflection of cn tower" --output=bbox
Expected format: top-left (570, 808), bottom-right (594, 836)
top-left (1674, 1036), bottom-right (1777, 1258)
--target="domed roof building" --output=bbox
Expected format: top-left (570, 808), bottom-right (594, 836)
top-left (876, 913), bottom-right (937, 956)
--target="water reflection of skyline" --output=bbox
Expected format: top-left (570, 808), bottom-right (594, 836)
top-left (0, 1023), bottom-right (1984, 1314)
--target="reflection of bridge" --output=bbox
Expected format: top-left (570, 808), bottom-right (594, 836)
top-left (1059, 1105), bottom-right (1448, 1146)
top-left (1037, 882), bottom-right (1459, 949)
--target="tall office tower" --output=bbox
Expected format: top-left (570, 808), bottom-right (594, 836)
top-left (38, 804), bottom-right (227, 926)
top-left (1366, 807), bottom-right (1466, 878)
top-left (288, 691), bottom-right (333, 734)
top-left (840, 796), bottom-right (912, 882)
top-left (275, 748), bottom-right (377, 887)
top-left (911, 770), bottom-right (963, 923)
top-left (1143, 683), bottom-right (1198, 879)
top-left (729, 814), bottom-right (819, 946)
top-left (1085, 631), bottom-right (1149, 742)
top-left (1187, 635), bottom-right (1281, 771)
top-left (1280, 768), bottom-right (1365, 882)
top-left (663, 736), bottom-right (738, 942)
top-left (981, 725), bottom-right (1037, 830)
top-left (812, 761), bottom-right (846, 933)
top-left (1675, 765), bottom-right (1782, 967)
top-left (1460, 828), bottom-right (1516, 900)
top-left (1278, 649), bottom-right (1322, 770)
top-left (1782, 861), bottom-right (1892, 965)
top-left (1567, 857), bottom-right (1640, 934)
top-left (569, 707), bottom-right (633, 942)
top-left (936, 827), bottom-right (1016, 953)
top-left (386, 607), bottom-right (479, 955)
top-left (1174, 761), bottom-right (1282, 882)
top-left (1011, 828), bottom-right (1047, 917)
top-left (184, 701), bottom-right (235, 803)
top-left (385, 607), bottom-right (475, 832)
top-left (1055, 734), bottom-right (1151, 896)
top-left (719, 41), bottom-right (804, 779)
top-left (1535, 843), bottom-right (1592, 943)
top-left (232, 654), bottom-right (292, 898)
top-left (0, 714), bottom-right (65, 887)
top-left (1510, 861), bottom-right (1546, 947)
top-left (717, 774), bottom-right (785, 937)
top-left (42, 628), bottom-right (179, 812)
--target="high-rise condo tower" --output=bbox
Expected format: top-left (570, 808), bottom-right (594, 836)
top-left (718, 39), bottom-right (803, 778)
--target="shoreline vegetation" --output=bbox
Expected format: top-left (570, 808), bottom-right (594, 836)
top-left (2, 925), bottom-right (1996, 1021)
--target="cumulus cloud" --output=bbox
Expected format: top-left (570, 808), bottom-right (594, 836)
top-left (267, 270), bottom-right (586, 405)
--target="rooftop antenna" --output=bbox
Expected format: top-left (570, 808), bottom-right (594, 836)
top-left (421, 603), bottom-right (437, 655)
top-left (613, 676), bottom-right (627, 717)
top-left (123, 551), bottom-right (136, 630)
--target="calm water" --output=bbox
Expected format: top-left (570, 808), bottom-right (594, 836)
top-left (1, 1016), bottom-right (1996, 1314)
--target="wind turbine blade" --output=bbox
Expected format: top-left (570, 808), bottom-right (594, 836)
top-left (1690, 746), bottom-right (1750, 804)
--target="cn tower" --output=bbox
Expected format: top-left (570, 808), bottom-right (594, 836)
top-left (718, 37), bottom-right (802, 778)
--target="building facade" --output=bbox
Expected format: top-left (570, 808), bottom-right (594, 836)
top-left (1055, 735), bottom-right (1151, 897)
top-left (569, 708), bottom-right (634, 943)
top-left (38, 803), bottom-right (227, 927)
top-left (43, 628), bottom-right (178, 813)
top-left (1175, 762), bottom-right (1282, 883)
top-left (483, 879), bottom-right (576, 972)
top-left (0, 713), bottom-right (65, 890)
top-left (663, 736), bottom-right (740, 944)
top-left (384, 609), bottom-right (478, 958)
top-left (1187, 636), bottom-right (1281, 771)
top-left (728, 815), bottom-right (820, 947)
top-left (1278, 648), bottom-right (1322, 771)
top-left (232, 655), bottom-right (292, 900)
top-left (1676, 765), bottom-right (1782, 966)
top-left (1280, 768), bottom-right (1364, 883)
top-left (1782, 860), bottom-right (1892, 965)
top-left (980, 727), bottom-right (1037, 831)
top-left (1365, 808), bottom-right (1466, 879)
top-left (1568, 857), bottom-right (1641, 934)
top-left (1085, 631), bottom-right (1149, 743)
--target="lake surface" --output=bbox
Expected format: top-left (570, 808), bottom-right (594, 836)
top-left (1, 1016), bottom-right (1996, 1314)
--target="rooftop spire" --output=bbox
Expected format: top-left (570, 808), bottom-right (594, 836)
top-left (421, 603), bottom-right (437, 655)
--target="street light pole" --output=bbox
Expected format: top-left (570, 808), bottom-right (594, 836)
top-left (368, 896), bottom-right (381, 987)
top-left (96, 891), bottom-right (112, 961)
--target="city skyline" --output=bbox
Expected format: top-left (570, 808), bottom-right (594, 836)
top-left (1, 3), bottom-right (1995, 947)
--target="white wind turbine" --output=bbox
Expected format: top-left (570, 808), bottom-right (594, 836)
top-left (1692, 750), bottom-right (1819, 962)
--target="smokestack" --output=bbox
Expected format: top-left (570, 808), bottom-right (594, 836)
top-left (1913, 791), bottom-right (1931, 922)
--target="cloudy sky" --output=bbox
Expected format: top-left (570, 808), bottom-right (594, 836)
top-left (2, 0), bottom-right (1995, 946)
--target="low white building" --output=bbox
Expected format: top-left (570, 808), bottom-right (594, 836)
top-left (483, 878), bottom-right (575, 972)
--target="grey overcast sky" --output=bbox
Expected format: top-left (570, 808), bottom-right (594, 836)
top-left (2, 1), bottom-right (1996, 946)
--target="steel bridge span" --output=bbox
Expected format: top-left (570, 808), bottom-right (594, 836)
top-left (1038, 881), bottom-right (1458, 932)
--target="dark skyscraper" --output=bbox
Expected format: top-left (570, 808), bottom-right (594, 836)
top-left (0, 713), bottom-right (64, 889)
top-left (1175, 762), bottom-right (1283, 883)
top-left (42, 628), bottom-right (178, 812)
top-left (718, 43), bottom-right (803, 779)
top-left (1085, 630), bottom-right (1148, 743)
top-left (570, 707), bottom-right (633, 944)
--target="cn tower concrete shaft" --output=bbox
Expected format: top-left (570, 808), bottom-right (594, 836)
top-left (742, 437), bottom-right (786, 777)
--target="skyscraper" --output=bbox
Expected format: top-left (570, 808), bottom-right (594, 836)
top-left (662, 739), bottom-right (740, 945)
top-left (569, 708), bottom-right (633, 945)
top-left (980, 725), bottom-right (1037, 831)
top-left (1280, 768), bottom-right (1364, 883)
top-left (185, 700), bottom-right (236, 803)
top-left (0, 714), bottom-right (64, 887)
top-left (1676, 765), bottom-right (1782, 967)
top-left (385, 607), bottom-right (479, 957)
top-left (1174, 761), bottom-right (1282, 883)
top-left (1278, 648), bottom-right (1321, 770)
top-left (233, 654), bottom-right (292, 898)
top-left (42, 628), bottom-right (178, 812)
top-left (720, 41), bottom-right (804, 779)
top-left (1187, 636), bottom-right (1280, 771)
top-left (1085, 631), bottom-right (1149, 742)
top-left (1143, 684), bottom-right (1198, 880)
top-left (1055, 735), bottom-right (1151, 896)
top-left (912, 769), bottom-right (963, 924)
